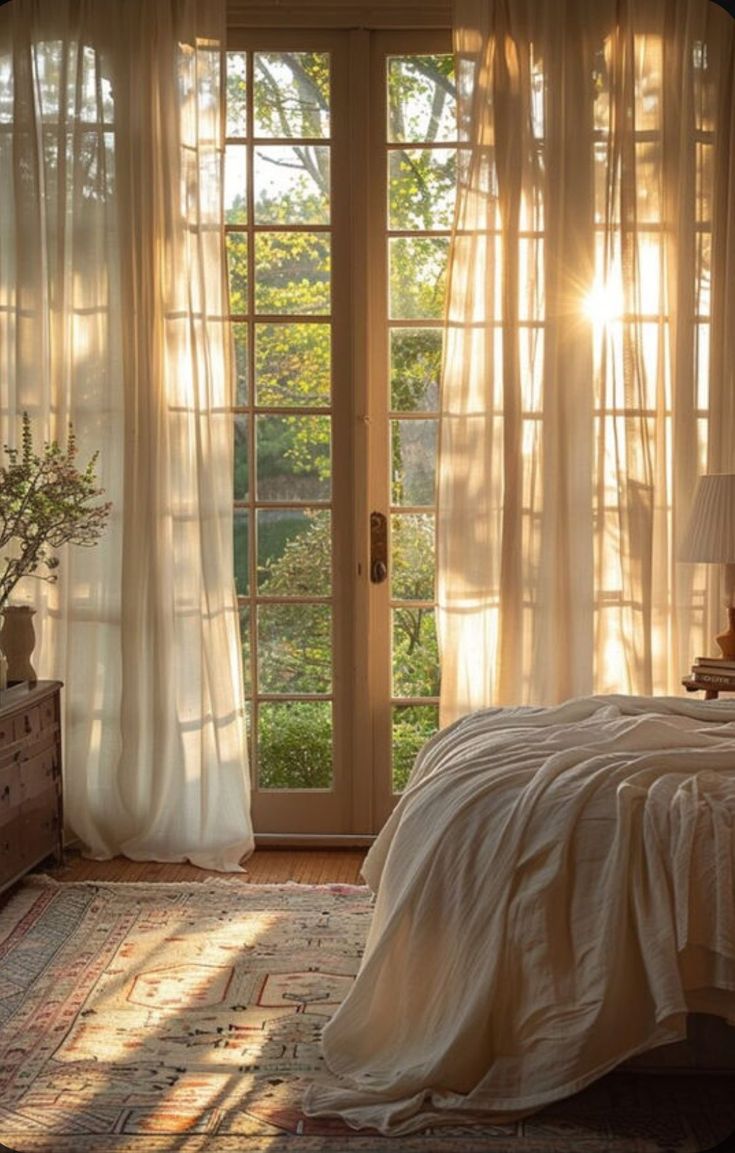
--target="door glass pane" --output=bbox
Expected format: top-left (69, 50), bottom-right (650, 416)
top-left (389, 148), bottom-right (456, 230)
top-left (387, 56), bottom-right (457, 142)
top-left (258, 604), bottom-right (332, 693)
top-left (255, 232), bottom-right (331, 315)
top-left (226, 52), bottom-right (247, 136)
top-left (256, 415), bottom-right (331, 501)
top-left (390, 329), bottom-right (442, 411)
top-left (254, 52), bottom-right (330, 138)
top-left (232, 323), bottom-right (249, 406)
top-left (255, 323), bottom-right (330, 406)
top-left (392, 705), bottom-right (439, 792)
top-left (391, 419), bottom-right (437, 505)
top-left (254, 145), bottom-right (330, 224)
top-left (234, 509), bottom-right (250, 596)
top-left (257, 509), bottom-right (331, 595)
top-left (226, 233), bottom-right (248, 313)
top-left (392, 608), bottom-right (440, 697)
top-left (225, 145), bottom-right (248, 223)
top-left (258, 701), bottom-right (333, 789)
top-left (233, 415), bottom-right (249, 500)
top-left (389, 236), bottom-right (448, 319)
top-left (391, 513), bottom-right (435, 600)
top-left (239, 606), bottom-right (252, 694)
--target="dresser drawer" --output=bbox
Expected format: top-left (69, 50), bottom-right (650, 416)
top-left (13, 704), bottom-right (41, 742)
top-left (0, 760), bottom-right (23, 826)
top-left (20, 743), bottom-right (60, 803)
top-left (0, 819), bottom-right (20, 881)
top-left (0, 790), bottom-right (60, 888)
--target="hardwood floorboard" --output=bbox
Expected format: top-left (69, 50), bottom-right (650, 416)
top-left (36, 846), bottom-right (368, 886)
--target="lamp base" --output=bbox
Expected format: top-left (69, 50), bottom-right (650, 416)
top-left (716, 607), bottom-right (735, 661)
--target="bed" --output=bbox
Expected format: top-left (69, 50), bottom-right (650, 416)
top-left (303, 694), bottom-right (735, 1135)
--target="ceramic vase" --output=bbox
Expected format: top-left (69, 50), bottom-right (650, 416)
top-left (0, 605), bottom-right (37, 685)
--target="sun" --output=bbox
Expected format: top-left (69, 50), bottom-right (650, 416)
top-left (582, 276), bottom-right (624, 326)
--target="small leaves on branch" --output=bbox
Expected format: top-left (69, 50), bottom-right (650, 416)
top-left (0, 413), bottom-right (112, 611)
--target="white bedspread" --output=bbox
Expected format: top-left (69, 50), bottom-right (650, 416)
top-left (303, 695), bottom-right (735, 1134)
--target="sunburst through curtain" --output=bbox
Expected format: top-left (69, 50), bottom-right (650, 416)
top-left (437, 0), bottom-right (735, 722)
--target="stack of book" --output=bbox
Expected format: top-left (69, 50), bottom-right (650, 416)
top-left (687, 657), bottom-right (735, 690)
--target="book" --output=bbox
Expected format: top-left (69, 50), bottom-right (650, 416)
top-left (693, 657), bottom-right (735, 671)
top-left (687, 670), bottom-right (735, 689)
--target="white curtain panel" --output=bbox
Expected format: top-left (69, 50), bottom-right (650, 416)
top-left (438, 0), bottom-right (735, 723)
top-left (0, 0), bottom-right (254, 869)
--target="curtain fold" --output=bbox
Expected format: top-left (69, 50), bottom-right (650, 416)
top-left (438, 0), bottom-right (735, 724)
top-left (0, 0), bottom-right (254, 869)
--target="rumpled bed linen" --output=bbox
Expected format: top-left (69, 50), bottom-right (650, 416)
top-left (304, 694), bottom-right (735, 1134)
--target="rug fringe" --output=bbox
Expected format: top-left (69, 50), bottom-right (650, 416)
top-left (23, 875), bottom-right (370, 893)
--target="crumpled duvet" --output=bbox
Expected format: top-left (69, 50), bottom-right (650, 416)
top-left (303, 695), bottom-right (735, 1134)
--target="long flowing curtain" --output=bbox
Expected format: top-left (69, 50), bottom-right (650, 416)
top-left (438, 0), bottom-right (735, 724)
top-left (0, 0), bottom-right (254, 868)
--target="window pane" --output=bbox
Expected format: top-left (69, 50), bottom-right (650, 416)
top-left (255, 232), bottom-right (330, 315)
top-left (393, 608), bottom-right (440, 698)
top-left (257, 509), bottom-right (331, 595)
top-left (392, 705), bottom-right (439, 792)
top-left (240, 606), bottom-right (252, 695)
top-left (225, 145), bottom-right (248, 224)
top-left (390, 328), bottom-right (442, 411)
top-left (696, 232), bottom-right (711, 316)
top-left (233, 415), bottom-right (249, 501)
top-left (0, 56), bottom-right (13, 124)
top-left (391, 513), bottom-right (435, 600)
top-left (258, 701), bottom-right (333, 789)
top-left (254, 52), bottom-right (330, 139)
top-left (255, 323), bottom-right (330, 407)
top-left (232, 322), bottom-right (249, 406)
top-left (226, 232), bottom-right (248, 314)
top-left (389, 148), bottom-right (455, 230)
top-left (388, 56), bottom-right (456, 143)
top-left (254, 145), bottom-right (330, 225)
top-left (391, 419), bottom-right (437, 505)
top-left (258, 603), bottom-right (332, 693)
top-left (256, 415), bottom-right (331, 501)
top-left (234, 508), bottom-right (250, 595)
top-left (226, 52), bottom-right (248, 136)
top-left (696, 141), bottom-right (713, 225)
top-left (635, 141), bottom-right (661, 224)
top-left (389, 237), bottom-right (448, 320)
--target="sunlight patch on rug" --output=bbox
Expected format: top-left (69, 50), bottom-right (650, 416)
top-left (0, 878), bottom-right (733, 1153)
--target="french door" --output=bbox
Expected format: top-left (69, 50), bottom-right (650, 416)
top-left (225, 28), bottom-right (456, 837)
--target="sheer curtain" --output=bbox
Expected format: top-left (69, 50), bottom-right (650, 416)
top-left (0, 0), bottom-right (254, 868)
top-left (437, 0), bottom-right (735, 724)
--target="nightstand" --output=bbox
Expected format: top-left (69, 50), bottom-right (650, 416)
top-left (681, 675), bottom-right (735, 701)
top-left (0, 680), bottom-right (63, 893)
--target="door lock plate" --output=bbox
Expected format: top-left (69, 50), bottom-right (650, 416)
top-left (370, 511), bottom-right (388, 584)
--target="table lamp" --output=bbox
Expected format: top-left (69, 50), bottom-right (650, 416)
top-left (679, 473), bottom-right (735, 660)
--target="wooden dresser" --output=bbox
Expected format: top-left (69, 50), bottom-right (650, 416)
top-left (0, 680), bottom-right (63, 894)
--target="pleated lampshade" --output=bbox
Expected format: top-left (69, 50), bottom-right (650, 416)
top-left (679, 474), bottom-right (735, 563)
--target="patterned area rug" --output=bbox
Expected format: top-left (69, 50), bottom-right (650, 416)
top-left (0, 879), bottom-right (734, 1153)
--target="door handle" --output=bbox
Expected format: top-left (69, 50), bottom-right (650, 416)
top-left (370, 512), bottom-right (388, 584)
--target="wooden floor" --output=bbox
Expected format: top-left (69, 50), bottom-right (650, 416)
top-left (40, 846), bottom-right (368, 886)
